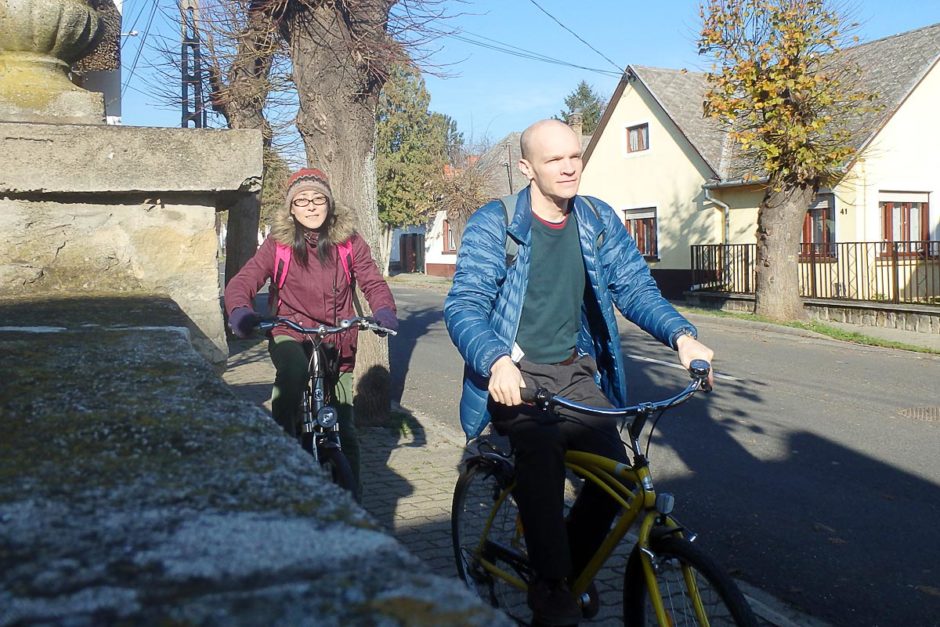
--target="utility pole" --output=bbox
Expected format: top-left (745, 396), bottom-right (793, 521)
top-left (180, 0), bottom-right (206, 128)
top-left (504, 141), bottom-right (514, 194)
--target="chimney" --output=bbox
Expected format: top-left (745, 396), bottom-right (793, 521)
top-left (567, 110), bottom-right (584, 137)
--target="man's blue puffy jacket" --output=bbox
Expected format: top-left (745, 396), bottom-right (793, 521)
top-left (443, 186), bottom-right (696, 439)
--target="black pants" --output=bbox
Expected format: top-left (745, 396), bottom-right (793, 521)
top-left (489, 356), bottom-right (629, 582)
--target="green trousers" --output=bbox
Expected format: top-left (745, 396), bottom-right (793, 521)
top-left (268, 335), bottom-right (361, 501)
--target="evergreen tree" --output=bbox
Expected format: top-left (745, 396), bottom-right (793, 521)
top-left (375, 64), bottom-right (449, 229)
top-left (557, 80), bottom-right (604, 134)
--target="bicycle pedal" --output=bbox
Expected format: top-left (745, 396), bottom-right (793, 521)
top-left (578, 581), bottom-right (600, 619)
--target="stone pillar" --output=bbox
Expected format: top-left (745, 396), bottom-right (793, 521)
top-left (0, 0), bottom-right (106, 124)
top-left (0, 123), bottom-right (263, 366)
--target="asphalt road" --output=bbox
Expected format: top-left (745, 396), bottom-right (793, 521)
top-left (388, 283), bottom-right (940, 627)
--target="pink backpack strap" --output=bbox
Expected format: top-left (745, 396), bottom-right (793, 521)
top-left (274, 242), bottom-right (292, 288)
top-left (337, 239), bottom-right (354, 284)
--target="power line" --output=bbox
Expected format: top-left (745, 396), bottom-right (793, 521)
top-left (120, 0), bottom-right (149, 51)
top-left (446, 29), bottom-right (622, 77)
top-left (525, 0), bottom-right (625, 74)
top-left (122, 0), bottom-right (160, 97)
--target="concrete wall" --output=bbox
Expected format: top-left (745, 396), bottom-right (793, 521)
top-left (0, 122), bottom-right (263, 365)
top-left (424, 211), bottom-right (457, 277)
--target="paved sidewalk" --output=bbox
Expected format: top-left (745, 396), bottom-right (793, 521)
top-left (222, 337), bottom-right (829, 627)
top-left (223, 338), bottom-right (637, 625)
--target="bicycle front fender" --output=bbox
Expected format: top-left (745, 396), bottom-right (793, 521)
top-left (632, 514), bottom-right (689, 625)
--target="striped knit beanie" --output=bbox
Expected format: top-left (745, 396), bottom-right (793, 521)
top-left (286, 168), bottom-right (332, 207)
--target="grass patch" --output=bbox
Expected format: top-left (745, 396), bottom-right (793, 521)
top-left (676, 306), bottom-right (938, 355)
top-left (386, 409), bottom-right (419, 438)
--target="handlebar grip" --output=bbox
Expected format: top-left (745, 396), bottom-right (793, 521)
top-left (689, 359), bottom-right (713, 393)
top-left (688, 359), bottom-right (710, 378)
top-left (520, 387), bottom-right (553, 406)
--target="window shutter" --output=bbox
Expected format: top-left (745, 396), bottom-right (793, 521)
top-left (882, 202), bottom-right (892, 240)
top-left (921, 203), bottom-right (929, 242)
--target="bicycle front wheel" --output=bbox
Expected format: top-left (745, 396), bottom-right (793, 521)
top-left (318, 447), bottom-right (355, 494)
top-left (624, 536), bottom-right (757, 627)
top-left (451, 460), bottom-right (530, 621)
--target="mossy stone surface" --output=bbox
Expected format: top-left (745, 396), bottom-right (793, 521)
top-left (0, 296), bottom-right (507, 626)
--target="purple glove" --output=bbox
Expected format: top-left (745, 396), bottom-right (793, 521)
top-left (228, 307), bottom-right (260, 339)
top-left (372, 307), bottom-right (398, 333)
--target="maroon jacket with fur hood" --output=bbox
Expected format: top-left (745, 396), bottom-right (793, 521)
top-left (224, 199), bottom-right (396, 372)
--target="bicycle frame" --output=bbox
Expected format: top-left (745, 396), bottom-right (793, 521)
top-left (470, 449), bottom-right (701, 626)
top-left (465, 360), bottom-right (714, 625)
top-left (301, 340), bottom-right (342, 463)
top-left (257, 316), bottom-right (396, 463)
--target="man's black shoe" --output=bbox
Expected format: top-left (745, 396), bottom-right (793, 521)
top-left (528, 578), bottom-right (582, 626)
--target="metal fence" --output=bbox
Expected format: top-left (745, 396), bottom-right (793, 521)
top-left (691, 241), bottom-right (940, 305)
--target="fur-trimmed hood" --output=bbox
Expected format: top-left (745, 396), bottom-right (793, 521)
top-left (271, 197), bottom-right (358, 247)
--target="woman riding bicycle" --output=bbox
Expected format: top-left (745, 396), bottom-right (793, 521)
top-left (224, 167), bottom-right (398, 503)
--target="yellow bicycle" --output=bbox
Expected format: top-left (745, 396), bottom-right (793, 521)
top-left (451, 359), bottom-right (757, 626)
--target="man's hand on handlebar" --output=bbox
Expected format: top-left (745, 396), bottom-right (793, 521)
top-left (676, 335), bottom-right (715, 389)
top-left (488, 355), bottom-right (525, 406)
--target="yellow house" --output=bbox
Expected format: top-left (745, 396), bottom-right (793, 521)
top-left (581, 23), bottom-right (940, 301)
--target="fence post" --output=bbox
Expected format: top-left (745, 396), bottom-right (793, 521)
top-left (809, 244), bottom-right (817, 297)
top-left (892, 242), bottom-right (900, 303)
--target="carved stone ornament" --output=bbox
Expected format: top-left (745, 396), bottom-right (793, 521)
top-left (0, 0), bottom-right (105, 123)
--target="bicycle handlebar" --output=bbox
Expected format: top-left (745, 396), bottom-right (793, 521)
top-left (256, 316), bottom-right (398, 337)
top-left (519, 359), bottom-right (712, 419)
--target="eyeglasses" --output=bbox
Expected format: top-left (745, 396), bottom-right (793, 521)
top-left (292, 196), bottom-right (329, 207)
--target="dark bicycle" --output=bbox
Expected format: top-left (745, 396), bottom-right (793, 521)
top-left (256, 316), bottom-right (396, 493)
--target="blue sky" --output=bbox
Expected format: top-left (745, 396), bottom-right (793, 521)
top-left (121, 0), bottom-right (940, 147)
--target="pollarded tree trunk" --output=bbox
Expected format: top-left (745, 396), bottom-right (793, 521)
top-left (213, 1), bottom-right (279, 285)
top-left (284, 0), bottom-right (395, 425)
top-left (222, 108), bottom-right (270, 286)
top-left (754, 177), bottom-right (817, 321)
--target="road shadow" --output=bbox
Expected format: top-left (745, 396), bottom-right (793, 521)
top-left (359, 409), bottom-right (430, 533)
top-left (617, 342), bottom-right (940, 626)
top-left (388, 303), bottom-right (445, 405)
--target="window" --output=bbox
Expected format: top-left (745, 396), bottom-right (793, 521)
top-left (623, 208), bottom-right (657, 258)
top-left (442, 219), bottom-right (457, 254)
top-left (880, 193), bottom-right (930, 254)
top-left (802, 194), bottom-right (836, 257)
top-left (626, 123), bottom-right (649, 153)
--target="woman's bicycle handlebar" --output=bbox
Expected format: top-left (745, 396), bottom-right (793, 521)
top-left (519, 359), bottom-right (712, 419)
top-left (256, 315), bottom-right (398, 337)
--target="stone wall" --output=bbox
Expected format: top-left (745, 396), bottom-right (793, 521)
top-left (0, 296), bottom-right (508, 626)
top-left (0, 122), bottom-right (263, 365)
top-left (685, 291), bottom-right (940, 335)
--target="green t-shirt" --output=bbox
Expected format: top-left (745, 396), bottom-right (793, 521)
top-left (515, 211), bottom-right (586, 363)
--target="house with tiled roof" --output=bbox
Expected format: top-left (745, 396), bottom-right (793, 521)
top-left (580, 23), bottom-right (940, 300)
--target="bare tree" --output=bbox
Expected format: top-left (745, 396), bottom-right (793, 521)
top-left (204, 0), bottom-right (285, 285)
top-left (146, 1), bottom-right (301, 284)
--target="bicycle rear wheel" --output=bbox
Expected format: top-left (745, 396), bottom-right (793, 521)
top-left (451, 460), bottom-right (530, 622)
top-left (624, 536), bottom-right (757, 626)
